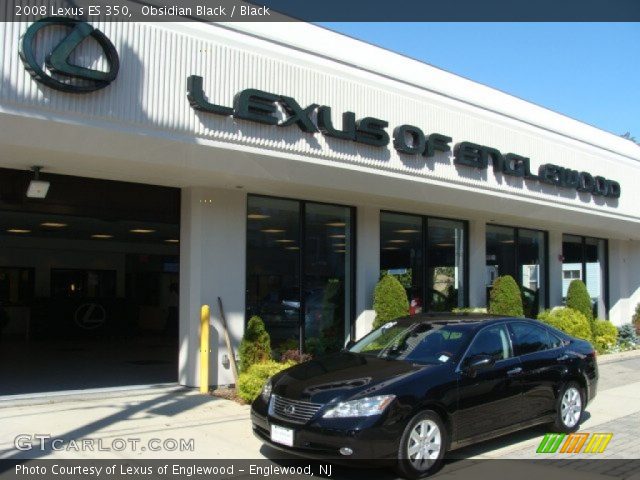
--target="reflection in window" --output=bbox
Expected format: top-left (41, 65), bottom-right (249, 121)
top-left (380, 213), bottom-right (467, 313)
top-left (246, 197), bottom-right (301, 352)
top-left (465, 325), bottom-right (511, 362)
top-left (562, 235), bottom-right (608, 318)
top-left (427, 219), bottom-right (465, 311)
top-left (0, 267), bottom-right (34, 305)
top-left (304, 203), bottom-right (352, 356)
top-left (380, 213), bottom-right (423, 313)
top-left (246, 196), bottom-right (353, 355)
top-left (486, 225), bottom-right (547, 317)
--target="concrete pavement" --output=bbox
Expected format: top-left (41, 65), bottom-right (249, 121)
top-left (0, 354), bottom-right (638, 465)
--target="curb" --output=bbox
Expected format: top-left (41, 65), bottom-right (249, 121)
top-left (597, 348), bottom-right (640, 365)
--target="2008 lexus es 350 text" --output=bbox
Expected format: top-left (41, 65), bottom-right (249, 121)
top-left (251, 314), bottom-right (598, 478)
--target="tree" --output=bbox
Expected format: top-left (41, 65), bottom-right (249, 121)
top-left (373, 275), bottom-right (409, 329)
top-left (566, 279), bottom-right (594, 325)
top-left (238, 316), bottom-right (271, 373)
top-left (620, 132), bottom-right (640, 146)
top-left (488, 275), bottom-right (524, 317)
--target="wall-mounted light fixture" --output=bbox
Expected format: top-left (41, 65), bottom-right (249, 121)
top-left (26, 166), bottom-right (50, 199)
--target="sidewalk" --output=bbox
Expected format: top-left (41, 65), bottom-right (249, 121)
top-left (0, 352), bottom-right (638, 462)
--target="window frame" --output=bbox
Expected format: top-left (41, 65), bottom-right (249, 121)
top-left (456, 322), bottom-right (514, 372)
top-left (380, 209), bottom-right (470, 311)
top-left (486, 223), bottom-right (550, 312)
top-left (561, 234), bottom-right (609, 319)
top-left (245, 193), bottom-right (357, 351)
top-left (507, 320), bottom-right (565, 358)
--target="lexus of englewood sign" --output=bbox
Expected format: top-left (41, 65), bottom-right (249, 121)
top-left (18, 18), bottom-right (621, 199)
top-left (187, 76), bottom-right (621, 199)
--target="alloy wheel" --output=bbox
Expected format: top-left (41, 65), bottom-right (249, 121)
top-left (561, 387), bottom-right (582, 428)
top-left (407, 419), bottom-right (442, 470)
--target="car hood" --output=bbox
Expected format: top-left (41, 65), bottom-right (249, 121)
top-left (272, 352), bottom-right (428, 404)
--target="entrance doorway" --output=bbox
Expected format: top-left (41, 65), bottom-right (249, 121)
top-left (0, 168), bottom-right (180, 395)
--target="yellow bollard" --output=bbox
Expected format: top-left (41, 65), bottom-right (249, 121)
top-left (199, 304), bottom-right (210, 393)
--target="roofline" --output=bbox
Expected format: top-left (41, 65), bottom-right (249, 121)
top-left (204, 22), bottom-right (639, 162)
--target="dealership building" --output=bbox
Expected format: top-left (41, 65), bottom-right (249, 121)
top-left (0, 17), bottom-right (639, 393)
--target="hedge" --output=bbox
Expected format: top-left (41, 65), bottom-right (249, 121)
top-left (488, 275), bottom-right (524, 317)
top-left (538, 307), bottom-right (592, 342)
top-left (237, 360), bottom-right (295, 403)
top-left (373, 275), bottom-right (409, 330)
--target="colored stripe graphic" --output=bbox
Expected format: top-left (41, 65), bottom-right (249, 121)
top-left (583, 433), bottom-right (613, 453)
top-left (560, 433), bottom-right (589, 453)
top-left (537, 433), bottom-right (565, 453)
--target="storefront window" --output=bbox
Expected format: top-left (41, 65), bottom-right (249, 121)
top-left (380, 212), bottom-right (467, 313)
top-left (246, 196), bottom-right (354, 355)
top-left (427, 219), bottom-right (466, 311)
top-left (562, 235), bottom-right (608, 318)
top-left (486, 225), bottom-right (547, 316)
top-left (304, 203), bottom-right (352, 355)
top-left (380, 213), bottom-right (424, 313)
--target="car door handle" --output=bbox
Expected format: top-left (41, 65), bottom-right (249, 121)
top-left (507, 367), bottom-right (523, 376)
top-left (557, 354), bottom-right (570, 361)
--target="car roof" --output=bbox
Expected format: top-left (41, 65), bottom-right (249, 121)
top-left (393, 313), bottom-right (535, 329)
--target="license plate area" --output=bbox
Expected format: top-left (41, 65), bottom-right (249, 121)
top-left (270, 424), bottom-right (294, 447)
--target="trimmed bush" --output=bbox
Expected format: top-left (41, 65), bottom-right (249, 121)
top-left (592, 319), bottom-right (618, 354)
top-left (566, 280), bottom-right (594, 324)
top-left (373, 275), bottom-right (409, 329)
top-left (538, 307), bottom-right (592, 342)
top-left (488, 275), bottom-right (524, 317)
top-left (237, 360), bottom-right (295, 403)
top-left (238, 316), bottom-right (271, 373)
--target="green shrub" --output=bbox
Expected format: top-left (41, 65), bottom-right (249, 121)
top-left (592, 319), bottom-right (618, 354)
top-left (617, 323), bottom-right (639, 346)
top-left (538, 307), bottom-right (592, 342)
top-left (236, 360), bottom-right (295, 403)
top-left (633, 303), bottom-right (640, 334)
top-left (238, 316), bottom-right (271, 373)
top-left (488, 275), bottom-right (524, 317)
top-left (373, 275), bottom-right (409, 329)
top-left (566, 280), bottom-right (594, 325)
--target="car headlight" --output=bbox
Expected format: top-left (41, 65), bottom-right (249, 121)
top-left (322, 394), bottom-right (396, 418)
top-left (260, 379), bottom-right (273, 402)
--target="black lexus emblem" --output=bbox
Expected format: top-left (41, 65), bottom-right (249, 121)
top-left (19, 17), bottom-right (119, 93)
top-left (284, 405), bottom-right (296, 415)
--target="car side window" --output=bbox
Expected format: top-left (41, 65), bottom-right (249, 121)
top-left (511, 322), bottom-right (556, 356)
top-left (465, 324), bottom-right (512, 363)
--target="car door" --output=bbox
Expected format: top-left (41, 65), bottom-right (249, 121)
top-left (455, 323), bottom-right (523, 441)
top-left (508, 321), bottom-right (566, 421)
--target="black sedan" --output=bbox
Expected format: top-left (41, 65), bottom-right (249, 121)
top-left (251, 314), bottom-right (598, 478)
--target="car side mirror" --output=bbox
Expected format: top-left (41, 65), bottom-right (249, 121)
top-left (464, 354), bottom-right (495, 376)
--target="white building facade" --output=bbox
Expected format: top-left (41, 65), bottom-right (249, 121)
top-left (1, 18), bottom-right (639, 389)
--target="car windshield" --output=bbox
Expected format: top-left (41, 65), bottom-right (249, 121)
top-left (348, 321), bottom-right (471, 364)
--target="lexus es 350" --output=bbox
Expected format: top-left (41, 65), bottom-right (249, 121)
top-left (251, 314), bottom-right (598, 478)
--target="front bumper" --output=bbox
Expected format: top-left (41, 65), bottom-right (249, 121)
top-left (251, 398), bottom-right (400, 461)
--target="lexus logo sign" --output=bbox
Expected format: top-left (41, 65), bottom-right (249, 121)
top-left (19, 17), bottom-right (119, 93)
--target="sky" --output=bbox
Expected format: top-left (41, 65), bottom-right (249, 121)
top-left (318, 23), bottom-right (640, 140)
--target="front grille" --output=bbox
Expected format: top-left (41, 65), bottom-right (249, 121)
top-left (269, 395), bottom-right (323, 424)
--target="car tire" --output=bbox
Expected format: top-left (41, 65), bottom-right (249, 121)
top-left (552, 381), bottom-right (584, 433)
top-left (396, 410), bottom-right (447, 479)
